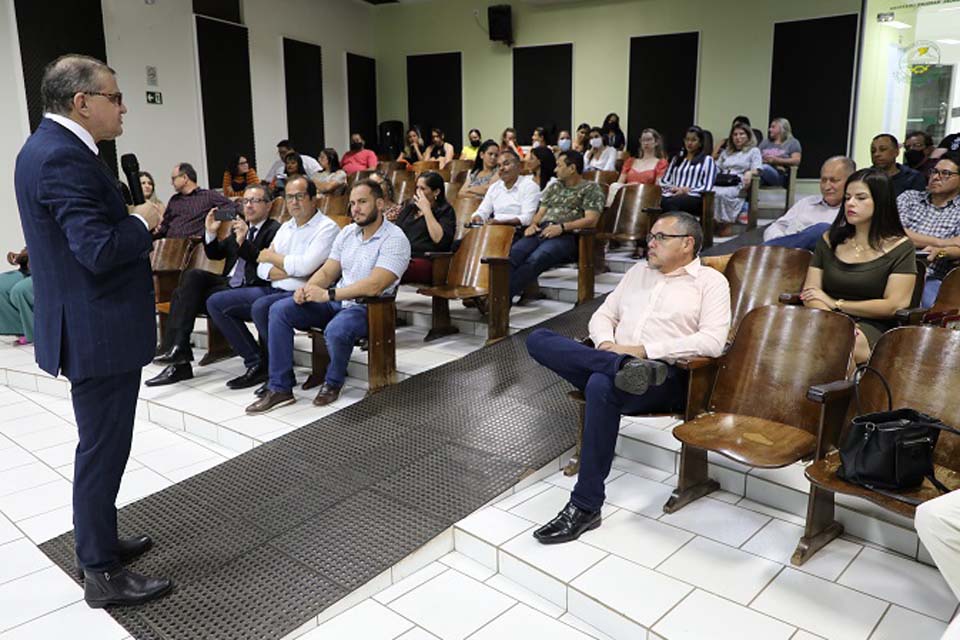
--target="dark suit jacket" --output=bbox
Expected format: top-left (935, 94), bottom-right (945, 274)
top-left (203, 218), bottom-right (281, 286)
top-left (14, 118), bottom-right (155, 379)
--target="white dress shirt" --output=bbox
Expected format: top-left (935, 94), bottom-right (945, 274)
top-left (267, 154), bottom-right (322, 181)
top-left (589, 258), bottom-right (731, 362)
top-left (257, 213), bottom-right (340, 291)
top-left (762, 195), bottom-right (839, 241)
top-left (474, 175), bottom-right (541, 226)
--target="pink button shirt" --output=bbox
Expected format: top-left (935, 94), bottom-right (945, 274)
top-left (589, 258), bottom-right (731, 362)
top-left (341, 149), bottom-right (378, 175)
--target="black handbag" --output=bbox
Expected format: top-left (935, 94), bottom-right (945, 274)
top-left (714, 172), bottom-right (741, 187)
top-left (836, 365), bottom-right (959, 504)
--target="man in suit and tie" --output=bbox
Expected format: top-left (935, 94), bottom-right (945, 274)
top-left (14, 54), bottom-right (172, 607)
top-left (147, 184), bottom-right (281, 386)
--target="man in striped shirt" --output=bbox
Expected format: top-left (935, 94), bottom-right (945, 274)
top-left (154, 162), bottom-right (231, 239)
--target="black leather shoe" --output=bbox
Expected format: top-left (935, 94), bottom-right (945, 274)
top-left (254, 382), bottom-right (268, 398)
top-left (153, 344), bottom-right (193, 366)
top-left (83, 567), bottom-right (173, 608)
top-left (614, 358), bottom-right (669, 396)
top-left (533, 501), bottom-right (601, 544)
top-left (75, 535), bottom-right (154, 580)
top-left (312, 383), bottom-right (342, 406)
top-left (226, 364), bottom-right (268, 389)
top-left (144, 364), bottom-right (193, 387)
top-left (245, 390), bottom-right (295, 415)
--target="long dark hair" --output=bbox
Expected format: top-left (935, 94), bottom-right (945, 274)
top-left (319, 148), bottom-right (341, 172)
top-left (672, 126), bottom-right (708, 166)
top-left (229, 154), bottom-right (248, 176)
top-left (827, 168), bottom-right (906, 252)
top-left (602, 112), bottom-right (622, 134)
top-left (418, 170), bottom-right (447, 206)
top-left (472, 140), bottom-right (499, 174)
top-left (283, 152), bottom-right (305, 176)
top-left (532, 145), bottom-right (556, 190)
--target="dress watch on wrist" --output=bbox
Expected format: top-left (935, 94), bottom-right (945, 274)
top-left (328, 287), bottom-right (337, 302)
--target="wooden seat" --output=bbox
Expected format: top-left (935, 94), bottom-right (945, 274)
top-left (793, 325), bottom-right (960, 565)
top-left (664, 305), bottom-right (855, 513)
top-left (412, 160), bottom-right (440, 175)
top-left (643, 191), bottom-right (716, 249)
top-left (724, 245), bottom-right (811, 340)
top-left (267, 196), bottom-right (285, 221)
top-left (448, 159), bottom-right (474, 177)
top-left (377, 161), bottom-right (402, 180)
top-left (444, 181), bottom-right (462, 204)
top-left (321, 193), bottom-right (348, 217)
top-left (151, 238), bottom-right (195, 305)
top-left (896, 266), bottom-right (960, 325)
top-left (583, 170), bottom-right (618, 186)
top-left (417, 225), bottom-right (514, 343)
top-left (392, 170), bottom-right (416, 204)
top-left (452, 195), bottom-right (484, 240)
top-left (748, 165), bottom-right (798, 223)
top-left (327, 213), bottom-right (352, 229)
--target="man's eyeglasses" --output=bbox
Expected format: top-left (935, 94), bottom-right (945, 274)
top-left (646, 232), bottom-right (690, 243)
top-left (85, 92), bottom-right (123, 106)
top-left (284, 192), bottom-right (311, 202)
top-left (929, 168), bottom-right (959, 180)
top-left (170, 173), bottom-right (185, 183)
top-left (240, 197), bottom-right (267, 205)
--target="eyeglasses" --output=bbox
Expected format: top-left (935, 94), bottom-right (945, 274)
top-left (85, 91), bottom-right (123, 106)
top-left (929, 168), bottom-right (959, 180)
top-left (646, 232), bottom-right (690, 243)
top-left (170, 173), bottom-right (185, 183)
top-left (284, 192), bottom-right (311, 202)
top-left (240, 197), bottom-right (267, 205)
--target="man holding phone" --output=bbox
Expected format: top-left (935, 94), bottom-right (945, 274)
top-left (153, 162), bottom-right (230, 238)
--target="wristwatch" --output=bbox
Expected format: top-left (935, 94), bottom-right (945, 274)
top-left (328, 287), bottom-right (337, 301)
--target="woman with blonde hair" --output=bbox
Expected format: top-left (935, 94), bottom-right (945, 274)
top-left (759, 117), bottom-right (802, 186)
top-left (713, 122), bottom-right (762, 223)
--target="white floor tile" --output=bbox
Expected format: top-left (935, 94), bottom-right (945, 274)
top-left (0, 411), bottom-right (66, 439)
top-left (116, 467), bottom-right (172, 506)
top-left (161, 457), bottom-right (223, 483)
top-left (659, 496), bottom-right (771, 547)
top-left (751, 568), bottom-right (888, 640)
top-left (0, 512), bottom-right (21, 545)
top-left (654, 589), bottom-right (795, 640)
top-left (870, 605), bottom-right (948, 640)
top-left (0, 462), bottom-right (61, 497)
top-left (454, 529), bottom-right (498, 569)
top-left (0, 478), bottom-right (71, 522)
top-left (501, 528), bottom-right (607, 583)
top-left (658, 536), bottom-right (782, 604)
top-left (567, 587), bottom-right (647, 640)
top-left (17, 505), bottom-right (73, 544)
top-left (0, 447), bottom-right (36, 473)
top-left (838, 547), bottom-right (958, 621)
top-left (493, 482), bottom-right (553, 511)
top-left (736, 497), bottom-right (806, 527)
top-left (742, 518), bottom-right (861, 581)
top-left (609, 457), bottom-right (673, 482)
top-left (468, 604), bottom-right (592, 639)
top-left (0, 567), bottom-right (83, 633)
top-left (602, 472), bottom-right (675, 518)
top-left (439, 551), bottom-right (496, 582)
top-left (13, 425), bottom-right (77, 452)
top-left (0, 538), bottom-right (53, 585)
top-left (135, 441), bottom-right (220, 474)
top-left (509, 485), bottom-right (583, 524)
top-left (0, 600), bottom-right (127, 640)
top-left (32, 441), bottom-right (78, 469)
top-left (389, 570), bottom-right (515, 640)
top-left (579, 508), bottom-right (694, 569)
top-left (456, 507), bottom-right (533, 547)
top-left (558, 613), bottom-right (615, 640)
top-left (395, 628), bottom-right (440, 640)
top-left (304, 599), bottom-right (414, 640)
top-left (0, 402), bottom-right (46, 427)
top-left (375, 563), bottom-right (448, 605)
top-left (484, 573), bottom-right (564, 618)
top-left (129, 427), bottom-right (184, 457)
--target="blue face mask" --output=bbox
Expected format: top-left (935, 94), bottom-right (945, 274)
top-left (558, 138), bottom-right (572, 152)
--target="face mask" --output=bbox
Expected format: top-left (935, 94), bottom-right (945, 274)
top-left (470, 139), bottom-right (480, 148)
top-left (558, 139), bottom-right (572, 152)
top-left (532, 141), bottom-right (541, 148)
top-left (590, 138), bottom-right (603, 149)
top-left (350, 142), bottom-right (363, 151)
top-left (904, 149), bottom-right (925, 169)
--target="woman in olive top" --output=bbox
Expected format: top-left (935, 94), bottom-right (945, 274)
top-left (394, 171), bottom-right (456, 283)
top-left (800, 168), bottom-right (916, 364)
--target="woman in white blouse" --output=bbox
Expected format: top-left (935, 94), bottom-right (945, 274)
top-left (713, 123), bottom-right (762, 223)
top-left (584, 127), bottom-right (618, 172)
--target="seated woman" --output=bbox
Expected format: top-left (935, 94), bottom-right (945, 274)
top-left (0, 247), bottom-right (33, 346)
top-left (459, 140), bottom-right (500, 198)
top-left (800, 168), bottom-right (916, 364)
top-left (222, 154), bottom-right (259, 198)
top-left (531, 127), bottom-right (548, 150)
top-left (426, 128), bottom-right (455, 169)
top-left (555, 130), bottom-right (573, 155)
top-left (398, 127), bottom-right (426, 166)
top-left (270, 152), bottom-right (304, 192)
top-left (584, 127), bottom-right (618, 172)
top-left (759, 117), bottom-right (802, 187)
top-left (394, 171), bottom-right (457, 283)
top-left (460, 128), bottom-right (482, 161)
top-left (601, 113), bottom-right (626, 151)
top-left (139, 171), bottom-right (165, 224)
top-left (369, 171), bottom-right (403, 222)
top-left (311, 148), bottom-right (347, 194)
top-left (528, 145), bottom-right (557, 192)
top-left (658, 126), bottom-right (717, 216)
top-left (713, 115), bottom-right (758, 157)
top-left (501, 127), bottom-right (525, 159)
top-left (618, 128), bottom-right (667, 185)
top-left (572, 122), bottom-right (591, 153)
top-left (713, 122), bottom-right (762, 224)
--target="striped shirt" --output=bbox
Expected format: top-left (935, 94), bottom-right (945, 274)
top-left (329, 220), bottom-right (412, 306)
top-left (897, 189), bottom-right (960, 279)
top-left (659, 155), bottom-right (717, 197)
top-left (156, 188), bottom-right (231, 239)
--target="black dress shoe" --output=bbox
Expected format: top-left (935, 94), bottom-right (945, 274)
top-left (533, 501), bottom-right (602, 544)
top-left (75, 535), bottom-right (154, 580)
top-left (83, 567), bottom-right (173, 608)
top-left (144, 363), bottom-right (193, 387)
top-left (226, 364), bottom-right (268, 389)
top-left (312, 383), bottom-right (342, 406)
top-left (614, 358), bottom-right (669, 396)
top-left (254, 382), bottom-right (268, 398)
top-left (153, 344), bottom-right (193, 366)
top-left (245, 390), bottom-right (295, 415)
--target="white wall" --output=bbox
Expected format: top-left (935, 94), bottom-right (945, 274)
top-left (0, 0), bottom-right (31, 249)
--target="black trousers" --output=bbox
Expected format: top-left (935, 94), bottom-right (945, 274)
top-left (71, 369), bottom-right (142, 571)
top-left (163, 268), bottom-right (229, 352)
top-left (660, 194), bottom-right (704, 217)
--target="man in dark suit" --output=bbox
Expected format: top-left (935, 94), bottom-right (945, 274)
top-left (147, 183), bottom-right (281, 386)
top-left (14, 54), bottom-right (172, 607)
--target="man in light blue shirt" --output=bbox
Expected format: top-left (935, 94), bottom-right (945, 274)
top-left (246, 178), bottom-right (411, 414)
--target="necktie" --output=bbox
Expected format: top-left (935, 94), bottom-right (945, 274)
top-left (229, 226), bottom-right (258, 287)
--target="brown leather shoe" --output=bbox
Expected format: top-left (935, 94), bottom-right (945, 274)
top-left (312, 383), bottom-right (342, 406)
top-left (245, 390), bottom-right (295, 415)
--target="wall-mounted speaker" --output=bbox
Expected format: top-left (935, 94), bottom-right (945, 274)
top-left (488, 5), bottom-right (513, 45)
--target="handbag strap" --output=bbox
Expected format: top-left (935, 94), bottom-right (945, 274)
top-left (853, 365), bottom-right (893, 415)
top-left (865, 474), bottom-right (951, 507)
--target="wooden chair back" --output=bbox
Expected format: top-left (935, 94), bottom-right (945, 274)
top-left (724, 246), bottom-right (812, 340)
top-left (449, 159), bottom-right (474, 177)
top-left (327, 214), bottom-right (352, 229)
top-left (709, 305), bottom-right (855, 436)
top-left (608, 183), bottom-right (662, 240)
top-left (445, 181), bottom-right (462, 204)
top-left (930, 268), bottom-right (960, 314)
top-left (912, 257), bottom-right (927, 308)
top-left (267, 196), bottom-right (285, 221)
top-left (583, 170), bottom-right (619, 186)
top-left (392, 170), bottom-right (416, 203)
top-left (377, 161), bottom-right (402, 179)
top-left (412, 160), bottom-right (440, 175)
top-left (446, 225), bottom-right (515, 289)
top-left (453, 196), bottom-right (484, 240)
top-left (150, 238), bottom-right (193, 272)
top-left (345, 172), bottom-right (359, 190)
top-left (185, 242), bottom-right (226, 276)
top-left (322, 193), bottom-right (349, 217)
top-left (451, 170), bottom-right (470, 185)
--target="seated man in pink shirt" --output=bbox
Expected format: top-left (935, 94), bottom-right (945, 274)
top-left (525, 211), bottom-right (731, 544)
top-left (341, 132), bottom-right (378, 175)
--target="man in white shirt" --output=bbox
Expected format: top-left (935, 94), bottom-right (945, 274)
top-left (526, 212), bottom-right (731, 544)
top-left (472, 150), bottom-right (541, 227)
top-left (761, 156), bottom-right (855, 249)
top-left (265, 139), bottom-right (321, 179)
top-left (206, 176), bottom-right (339, 393)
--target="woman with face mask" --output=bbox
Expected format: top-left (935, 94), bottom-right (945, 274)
top-left (460, 128), bottom-right (483, 161)
top-left (584, 127), bottom-right (617, 172)
top-left (555, 130), bottom-right (573, 155)
top-left (601, 113), bottom-right (626, 151)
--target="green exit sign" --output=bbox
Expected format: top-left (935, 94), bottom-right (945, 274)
top-left (146, 91), bottom-right (163, 105)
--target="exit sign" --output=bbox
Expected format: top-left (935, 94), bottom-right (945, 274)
top-left (146, 91), bottom-right (163, 105)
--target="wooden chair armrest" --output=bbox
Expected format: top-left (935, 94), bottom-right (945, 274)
top-left (808, 379), bottom-right (854, 458)
top-left (895, 306), bottom-right (928, 325)
top-left (481, 257), bottom-right (510, 265)
top-left (675, 356), bottom-right (716, 370)
top-left (356, 295), bottom-right (397, 305)
top-left (642, 207), bottom-right (663, 214)
top-left (571, 227), bottom-right (597, 236)
top-left (681, 357), bottom-right (720, 421)
top-left (779, 292), bottom-right (801, 305)
top-left (806, 380), bottom-right (854, 404)
top-left (422, 251), bottom-right (454, 260)
top-left (922, 309), bottom-right (959, 325)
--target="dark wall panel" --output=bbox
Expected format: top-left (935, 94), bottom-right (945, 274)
top-left (627, 32), bottom-right (699, 158)
top-left (196, 16), bottom-right (255, 187)
top-left (769, 15), bottom-right (858, 178)
top-left (407, 52), bottom-right (463, 150)
top-left (193, 0), bottom-right (241, 23)
top-left (347, 53), bottom-right (378, 152)
top-left (513, 44), bottom-right (572, 145)
top-left (14, 0), bottom-right (117, 174)
top-left (283, 38), bottom-right (325, 159)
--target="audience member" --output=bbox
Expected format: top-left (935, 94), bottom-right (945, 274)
top-left (370, 171), bottom-right (402, 222)
top-left (525, 212), bottom-right (730, 543)
top-left (459, 140), bottom-right (500, 198)
top-left (155, 162), bottom-right (230, 238)
top-left (248, 179), bottom-right (411, 412)
top-left (759, 117), bottom-right (801, 186)
top-left (572, 123), bottom-right (591, 153)
top-left (222, 154), bottom-right (259, 198)
top-left (395, 171), bottom-right (456, 283)
top-left (460, 128), bottom-right (483, 161)
top-left (531, 127), bottom-right (548, 149)
top-left (659, 126), bottom-right (717, 217)
top-left (146, 184), bottom-right (281, 386)
top-left (934, 130), bottom-right (960, 159)
top-left (618, 129), bottom-right (667, 185)
top-left (600, 113), bottom-right (625, 151)
top-left (529, 145), bottom-right (557, 192)
top-left (584, 127), bottom-right (617, 172)
top-left (311, 148), bottom-right (347, 194)
top-left (904, 130), bottom-right (937, 174)
top-left (0, 247), bottom-right (33, 345)
top-left (341, 133), bottom-right (378, 175)
top-left (266, 139), bottom-right (320, 181)
top-left (139, 170), bottom-right (165, 224)
top-left (870, 133), bottom-right (926, 196)
top-left (763, 156), bottom-right (856, 249)
top-left (509, 150), bottom-right (603, 301)
top-left (205, 176), bottom-right (339, 394)
top-left (915, 492), bottom-right (960, 628)
top-left (898, 152), bottom-right (960, 307)
top-left (801, 169), bottom-right (915, 364)
top-left (426, 128), bottom-right (455, 168)
top-left (271, 152), bottom-right (306, 193)
top-left (399, 128), bottom-right (426, 165)
top-left (501, 127), bottom-right (525, 159)
top-left (713, 122), bottom-right (762, 224)
top-left (556, 130), bottom-right (573, 154)
top-left (713, 115), bottom-right (760, 156)
top-left (472, 150), bottom-right (541, 228)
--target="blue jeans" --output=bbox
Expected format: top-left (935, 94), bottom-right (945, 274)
top-left (526, 329), bottom-right (686, 512)
top-left (509, 233), bottom-right (578, 298)
top-left (759, 164), bottom-right (787, 187)
top-left (206, 286), bottom-right (292, 368)
top-left (923, 277), bottom-right (942, 308)
top-left (763, 223), bottom-right (830, 251)
top-left (267, 297), bottom-right (368, 392)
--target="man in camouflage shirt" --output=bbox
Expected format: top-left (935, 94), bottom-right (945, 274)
top-left (509, 150), bottom-right (605, 300)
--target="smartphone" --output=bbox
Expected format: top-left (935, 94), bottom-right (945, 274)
top-left (214, 204), bottom-right (238, 222)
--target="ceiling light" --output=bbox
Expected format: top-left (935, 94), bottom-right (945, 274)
top-left (937, 38), bottom-right (960, 44)
top-left (881, 20), bottom-right (913, 29)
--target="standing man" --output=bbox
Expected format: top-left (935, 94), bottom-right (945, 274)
top-left (14, 55), bottom-right (171, 606)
